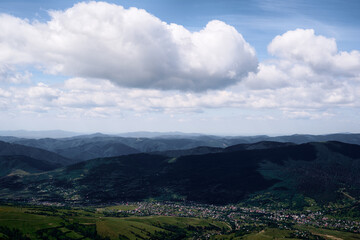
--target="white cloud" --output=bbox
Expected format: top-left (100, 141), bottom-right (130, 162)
top-left (27, 83), bottom-right (59, 100)
top-left (0, 77), bottom-right (345, 115)
top-left (283, 110), bottom-right (334, 120)
top-left (268, 29), bottom-right (337, 66)
top-left (244, 63), bottom-right (290, 89)
top-left (0, 1), bottom-right (257, 91)
top-left (0, 65), bottom-right (31, 84)
top-left (0, 73), bottom-right (359, 125)
top-left (1, 19), bottom-right (360, 124)
top-left (241, 28), bottom-right (360, 115)
top-left (268, 28), bottom-right (360, 76)
top-left (0, 88), bottom-right (11, 110)
top-left (0, 88), bottom-right (11, 98)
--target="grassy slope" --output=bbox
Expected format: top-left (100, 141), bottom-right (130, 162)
top-left (0, 205), bottom-right (228, 240)
top-left (1, 204), bottom-right (360, 239)
top-left (0, 155), bottom-right (60, 177)
top-left (0, 206), bottom-right (64, 238)
top-left (296, 225), bottom-right (360, 240)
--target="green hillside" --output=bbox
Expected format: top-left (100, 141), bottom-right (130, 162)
top-left (0, 141), bottom-right (359, 207)
top-left (0, 140), bottom-right (72, 166)
top-left (0, 155), bottom-right (60, 177)
top-left (0, 204), bottom-right (228, 240)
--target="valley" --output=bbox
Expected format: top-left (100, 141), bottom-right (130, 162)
top-left (0, 132), bottom-right (360, 239)
top-left (1, 0), bottom-right (359, 238)
top-left (1, 201), bottom-right (360, 239)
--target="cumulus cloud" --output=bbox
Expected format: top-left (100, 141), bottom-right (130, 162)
top-left (283, 110), bottom-right (334, 120)
top-left (268, 29), bottom-right (337, 69)
top-left (1, 18), bottom-right (360, 123)
top-left (267, 28), bottom-right (360, 76)
top-left (243, 63), bottom-right (290, 89)
top-left (0, 65), bottom-right (31, 84)
top-left (1, 76), bottom-right (358, 120)
top-left (243, 28), bottom-right (360, 115)
top-left (0, 1), bottom-right (257, 91)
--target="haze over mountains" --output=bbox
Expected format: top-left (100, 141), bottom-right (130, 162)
top-left (2, 129), bottom-right (360, 141)
top-left (1, 131), bottom-right (360, 161)
top-left (0, 140), bottom-right (72, 165)
top-left (0, 131), bottom-right (359, 208)
top-left (0, 155), bottom-right (60, 177)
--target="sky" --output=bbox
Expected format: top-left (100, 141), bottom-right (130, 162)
top-left (0, 0), bottom-right (360, 136)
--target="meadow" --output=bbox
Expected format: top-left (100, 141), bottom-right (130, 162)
top-left (1, 203), bottom-right (360, 239)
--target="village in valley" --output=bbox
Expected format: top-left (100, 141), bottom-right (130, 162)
top-left (13, 199), bottom-right (358, 239)
top-left (98, 201), bottom-right (360, 234)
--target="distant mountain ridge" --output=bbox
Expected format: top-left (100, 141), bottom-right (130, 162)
top-left (116, 131), bottom-right (206, 138)
top-left (1, 130), bottom-right (360, 143)
top-left (151, 141), bottom-right (295, 157)
top-left (0, 140), bottom-right (72, 166)
top-left (0, 130), bottom-right (81, 139)
top-left (0, 155), bottom-right (60, 177)
top-left (55, 141), bottom-right (140, 161)
top-left (0, 141), bottom-right (359, 207)
top-left (1, 133), bottom-right (360, 161)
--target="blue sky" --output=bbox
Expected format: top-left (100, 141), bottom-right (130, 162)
top-left (2, 0), bottom-right (359, 58)
top-left (0, 0), bottom-right (359, 135)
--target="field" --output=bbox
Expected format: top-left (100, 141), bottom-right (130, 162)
top-left (297, 225), bottom-right (360, 240)
top-left (0, 204), bottom-right (228, 239)
top-left (1, 203), bottom-right (360, 239)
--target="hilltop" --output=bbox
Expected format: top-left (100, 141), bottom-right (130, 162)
top-left (0, 141), bottom-right (359, 207)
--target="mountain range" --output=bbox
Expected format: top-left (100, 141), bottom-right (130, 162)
top-left (0, 133), bottom-right (359, 208)
top-left (1, 132), bottom-right (360, 162)
top-left (0, 140), bottom-right (72, 165)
